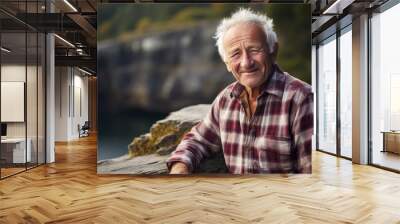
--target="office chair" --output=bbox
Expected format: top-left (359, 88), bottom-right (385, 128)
top-left (79, 121), bottom-right (90, 138)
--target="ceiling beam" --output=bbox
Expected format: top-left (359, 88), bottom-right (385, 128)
top-left (67, 13), bottom-right (96, 39)
top-left (11, 13), bottom-right (82, 32)
top-left (55, 55), bottom-right (96, 72)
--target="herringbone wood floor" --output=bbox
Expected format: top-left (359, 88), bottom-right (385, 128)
top-left (1, 135), bottom-right (400, 224)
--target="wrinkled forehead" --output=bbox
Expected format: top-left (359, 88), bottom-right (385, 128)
top-left (223, 22), bottom-right (267, 49)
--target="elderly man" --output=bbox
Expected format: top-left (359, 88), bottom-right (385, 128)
top-left (166, 8), bottom-right (313, 174)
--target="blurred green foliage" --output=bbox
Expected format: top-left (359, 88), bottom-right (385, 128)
top-left (98, 4), bottom-right (311, 84)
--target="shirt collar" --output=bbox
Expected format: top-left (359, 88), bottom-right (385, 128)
top-left (230, 63), bottom-right (286, 99)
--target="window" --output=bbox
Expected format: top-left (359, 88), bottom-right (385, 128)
top-left (317, 35), bottom-right (337, 154)
top-left (371, 2), bottom-right (400, 171)
top-left (339, 27), bottom-right (352, 158)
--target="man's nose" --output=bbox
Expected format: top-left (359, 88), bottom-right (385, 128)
top-left (240, 51), bottom-right (254, 68)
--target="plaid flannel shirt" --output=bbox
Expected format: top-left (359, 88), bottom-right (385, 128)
top-left (166, 65), bottom-right (313, 174)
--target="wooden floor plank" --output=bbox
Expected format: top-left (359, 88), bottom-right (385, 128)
top-left (0, 134), bottom-right (399, 223)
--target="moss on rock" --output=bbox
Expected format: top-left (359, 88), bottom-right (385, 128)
top-left (128, 120), bottom-right (195, 158)
top-left (127, 105), bottom-right (210, 158)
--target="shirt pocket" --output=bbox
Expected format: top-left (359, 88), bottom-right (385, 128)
top-left (254, 135), bottom-right (293, 173)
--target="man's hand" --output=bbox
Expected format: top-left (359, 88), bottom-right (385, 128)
top-left (169, 162), bottom-right (189, 174)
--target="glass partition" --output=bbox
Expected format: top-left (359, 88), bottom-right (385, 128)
top-left (339, 27), bottom-right (352, 158)
top-left (317, 35), bottom-right (337, 155)
top-left (0, 1), bottom-right (46, 179)
top-left (27, 30), bottom-right (38, 169)
top-left (38, 32), bottom-right (45, 165)
top-left (27, 0), bottom-right (40, 170)
top-left (371, 3), bottom-right (400, 171)
top-left (1, 30), bottom-right (28, 177)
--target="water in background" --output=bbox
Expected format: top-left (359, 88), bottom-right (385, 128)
top-left (98, 109), bottom-right (168, 161)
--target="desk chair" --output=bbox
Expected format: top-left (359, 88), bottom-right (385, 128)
top-left (78, 121), bottom-right (90, 138)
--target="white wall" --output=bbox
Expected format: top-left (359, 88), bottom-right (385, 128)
top-left (1, 65), bottom-right (26, 81)
top-left (1, 65), bottom-right (26, 139)
top-left (55, 67), bottom-right (69, 141)
top-left (1, 64), bottom-right (46, 164)
top-left (1, 65), bottom-right (38, 138)
top-left (55, 67), bottom-right (89, 141)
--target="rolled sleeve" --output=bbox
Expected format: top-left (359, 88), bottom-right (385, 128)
top-left (166, 95), bottom-right (223, 173)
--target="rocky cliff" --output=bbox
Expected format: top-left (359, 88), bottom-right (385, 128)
top-left (98, 22), bottom-right (234, 114)
top-left (97, 104), bottom-right (228, 174)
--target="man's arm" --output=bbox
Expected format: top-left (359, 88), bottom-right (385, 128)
top-left (166, 96), bottom-right (223, 174)
top-left (291, 92), bottom-right (314, 173)
top-left (169, 162), bottom-right (190, 174)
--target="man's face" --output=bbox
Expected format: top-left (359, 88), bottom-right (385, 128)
top-left (223, 23), bottom-right (272, 91)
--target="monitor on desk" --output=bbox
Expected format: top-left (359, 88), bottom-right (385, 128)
top-left (1, 123), bottom-right (7, 139)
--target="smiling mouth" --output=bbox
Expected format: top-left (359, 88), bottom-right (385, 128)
top-left (242, 69), bottom-right (258, 75)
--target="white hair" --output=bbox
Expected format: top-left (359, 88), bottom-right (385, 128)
top-left (214, 8), bottom-right (278, 61)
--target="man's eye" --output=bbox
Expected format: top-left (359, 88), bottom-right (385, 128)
top-left (230, 53), bottom-right (240, 58)
top-left (250, 48), bottom-right (262, 53)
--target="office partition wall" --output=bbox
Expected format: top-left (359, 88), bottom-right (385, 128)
top-left (0, 1), bottom-right (46, 179)
top-left (0, 30), bottom-right (28, 177)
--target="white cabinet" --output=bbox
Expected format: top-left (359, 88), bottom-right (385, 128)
top-left (1, 138), bottom-right (32, 163)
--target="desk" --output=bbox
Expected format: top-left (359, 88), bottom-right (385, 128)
top-left (381, 131), bottom-right (400, 154)
top-left (1, 138), bottom-right (31, 163)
